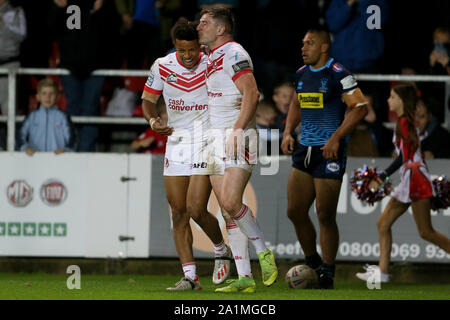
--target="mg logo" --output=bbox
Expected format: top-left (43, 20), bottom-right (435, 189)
top-left (6, 180), bottom-right (33, 207)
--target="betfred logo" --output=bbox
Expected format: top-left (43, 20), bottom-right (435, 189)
top-left (7, 180), bottom-right (33, 207)
top-left (192, 162), bottom-right (207, 169)
top-left (40, 180), bottom-right (67, 206)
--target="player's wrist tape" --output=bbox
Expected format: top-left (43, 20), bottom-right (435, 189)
top-left (149, 118), bottom-right (156, 130)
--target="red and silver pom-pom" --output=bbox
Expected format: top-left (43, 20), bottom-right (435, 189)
top-left (431, 176), bottom-right (450, 211)
top-left (349, 165), bottom-right (392, 205)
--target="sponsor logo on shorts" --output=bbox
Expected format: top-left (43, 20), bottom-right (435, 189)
top-left (326, 162), bottom-right (340, 173)
top-left (192, 162), bottom-right (208, 169)
top-left (164, 157), bottom-right (169, 168)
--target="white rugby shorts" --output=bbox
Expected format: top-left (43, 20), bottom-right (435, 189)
top-left (206, 128), bottom-right (258, 175)
top-left (163, 135), bottom-right (210, 176)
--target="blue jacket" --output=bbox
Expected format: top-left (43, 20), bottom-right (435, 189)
top-left (20, 105), bottom-right (74, 152)
top-left (326, 0), bottom-right (388, 71)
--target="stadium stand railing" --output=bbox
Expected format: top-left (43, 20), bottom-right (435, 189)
top-left (0, 68), bottom-right (449, 152)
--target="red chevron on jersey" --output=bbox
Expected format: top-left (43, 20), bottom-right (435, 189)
top-left (159, 65), bottom-right (206, 92)
top-left (206, 53), bottom-right (225, 78)
top-left (159, 64), bottom-right (205, 83)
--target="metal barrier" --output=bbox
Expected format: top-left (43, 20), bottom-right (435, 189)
top-left (1, 68), bottom-right (449, 151)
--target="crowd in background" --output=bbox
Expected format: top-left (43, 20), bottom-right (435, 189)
top-left (0, 0), bottom-right (449, 157)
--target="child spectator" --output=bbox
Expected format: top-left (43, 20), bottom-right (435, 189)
top-left (256, 99), bottom-right (278, 156)
top-left (130, 102), bottom-right (167, 154)
top-left (416, 98), bottom-right (450, 159)
top-left (20, 78), bottom-right (74, 156)
top-left (272, 82), bottom-right (297, 154)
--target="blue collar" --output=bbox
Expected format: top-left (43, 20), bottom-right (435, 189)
top-left (309, 58), bottom-right (334, 72)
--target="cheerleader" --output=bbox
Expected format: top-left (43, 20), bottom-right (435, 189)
top-left (356, 84), bottom-right (450, 283)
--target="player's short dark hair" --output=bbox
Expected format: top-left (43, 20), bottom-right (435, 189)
top-left (306, 25), bottom-right (331, 45)
top-left (201, 7), bottom-right (235, 35)
top-left (171, 17), bottom-right (199, 43)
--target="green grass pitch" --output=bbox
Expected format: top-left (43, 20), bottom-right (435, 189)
top-left (0, 273), bottom-right (449, 300)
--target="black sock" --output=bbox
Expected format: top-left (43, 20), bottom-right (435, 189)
top-left (319, 264), bottom-right (335, 278)
top-left (305, 253), bottom-right (323, 270)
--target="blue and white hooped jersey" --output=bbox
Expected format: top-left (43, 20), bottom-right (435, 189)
top-left (294, 58), bottom-right (358, 146)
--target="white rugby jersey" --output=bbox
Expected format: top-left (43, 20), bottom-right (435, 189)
top-left (205, 41), bottom-right (256, 129)
top-left (144, 52), bottom-right (209, 138)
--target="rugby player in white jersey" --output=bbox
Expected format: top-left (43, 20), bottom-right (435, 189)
top-left (141, 18), bottom-right (232, 291)
top-left (197, 7), bottom-right (278, 293)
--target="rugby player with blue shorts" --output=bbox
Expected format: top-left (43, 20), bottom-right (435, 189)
top-left (281, 26), bottom-right (368, 289)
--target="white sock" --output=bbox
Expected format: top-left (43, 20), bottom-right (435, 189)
top-left (226, 222), bottom-right (252, 278)
top-left (233, 204), bottom-right (267, 254)
top-left (380, 271), bottom-right (390, 282)
top-left (213, 239), bottom-right (228, 256)
top-left (182, 262), bottom-right (196, 281)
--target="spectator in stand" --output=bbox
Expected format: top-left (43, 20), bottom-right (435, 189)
top-left (419, 27), bottom-right (450, 120)
top-left (429, 27), bottom-right (450, 75)
top-left (115, 0), bottom-right (163, 69)
top-left (250, 1), bottom-right (320, 99)
top-left (20, 78), bottom-right (74, 155)
top-left (49, 0), bottom-right (109, 152)
top-left (0, 0), bottom-right (26, 116)
top-left (415, 98), bottom-right (450, 159)
top-left (325, 0), bottom-right (389, 121)
top-left (256, 99), bottom-right (278, 156)
top-left (325, 0), bottom-right (388, 73)
top-left (130, 102), bottom-right (167, 154)
top-left (272, 82), bottom-right (297, 154)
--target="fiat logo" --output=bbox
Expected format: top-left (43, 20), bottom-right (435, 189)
top-left (40, 180), bottom-right (67, 206)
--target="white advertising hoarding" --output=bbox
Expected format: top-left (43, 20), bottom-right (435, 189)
top-left (0, 152), bottom-right (151, 258)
